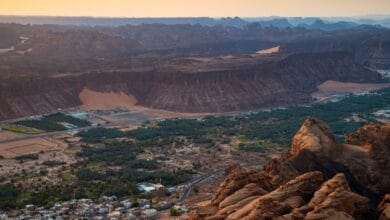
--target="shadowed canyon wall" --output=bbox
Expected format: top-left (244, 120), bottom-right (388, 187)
top-left (0, 52), bottom-right (384, 120)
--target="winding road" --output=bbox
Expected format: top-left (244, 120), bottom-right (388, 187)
top-left (178, 163), bottom-right (264, 203)
top-left (178, 169), bottom-right (224, 203)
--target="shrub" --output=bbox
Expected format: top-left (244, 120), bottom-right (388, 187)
top-left (170, 207), bottom-right (182, 216)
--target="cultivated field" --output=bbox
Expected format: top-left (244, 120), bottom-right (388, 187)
top-left (0, 137), bottom-right (66, 158)
top-left (0, 130), bottom-right (25, 141)
top-left (0, 124), bottom-right (45, 134)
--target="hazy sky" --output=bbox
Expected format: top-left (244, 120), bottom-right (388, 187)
top-left (1, 0), bottom-right (389, 17)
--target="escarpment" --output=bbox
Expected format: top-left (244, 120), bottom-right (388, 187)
top-left (189, 118), bottom-right (390, 219)
top-left (0, 52), bottom-right (384, 121)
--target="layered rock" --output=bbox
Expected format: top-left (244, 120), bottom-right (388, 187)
top-left (227, 171), bottom-right (323, 219)
top-left (284, 173), bottom-right (370, 220)
top-left (0, 52), bottom-right (384, 121)
top-left (189, 119), bottom-right (390, 220)
top-left (218, 183), bottom-right (267, 210)
top-left (211, 166), bottom-right (274, 206)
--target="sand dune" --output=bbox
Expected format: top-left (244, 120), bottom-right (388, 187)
top-left (312, 80), bottom-right (390, 100)
top-left (256, 46), bottom-right (280, 55)
top-left (79, 88), bottom-right (138, 110)
top-left (78, 88), bottom-right (209, 118)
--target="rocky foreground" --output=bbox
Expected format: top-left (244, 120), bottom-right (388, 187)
top-left (189, 118), bottom-right (390, 219)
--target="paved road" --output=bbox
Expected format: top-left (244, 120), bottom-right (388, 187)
top-left (178, 163), bottom-right (263, 203)
top-left (178, 169), bottom-right (224, 203)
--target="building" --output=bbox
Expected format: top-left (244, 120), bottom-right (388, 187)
top-left (59, 122), bottom-right (78, 130)
top-left (0, 213), bottom-right (8, 220)
top-left (142, 209), bottom-right (158, 219)
top-left (137, 183), bottom-right (164, 193)
top-left (70, 111), bottom-right (88, 119)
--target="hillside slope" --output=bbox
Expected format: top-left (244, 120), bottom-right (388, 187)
top-left (0, 52), bottom-right (384, 120)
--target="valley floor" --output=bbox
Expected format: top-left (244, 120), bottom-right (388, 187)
top-left (0, 86), bottom-right (388, 219)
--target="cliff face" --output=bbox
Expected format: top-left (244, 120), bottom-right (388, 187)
top-left (355, 38), bottom-right (390, 69)
top-left (0, 52), bottom-right (384, 120)
top-left (190, 119), bottom-right (390, 220)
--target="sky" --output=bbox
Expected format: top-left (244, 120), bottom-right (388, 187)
top-left (1, 0), bottom-right (389, 17)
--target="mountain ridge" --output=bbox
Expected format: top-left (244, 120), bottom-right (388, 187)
top-left (0, 52), bottom-right (384, 121)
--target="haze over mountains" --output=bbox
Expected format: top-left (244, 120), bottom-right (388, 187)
top-left (1, 15), bottom-right (390, 28)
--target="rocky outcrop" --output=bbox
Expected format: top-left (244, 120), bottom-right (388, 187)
top-left (218, 183), bottom-right (267, 209)
top-left (189, 119), bottom-right (390, 220)
top-left (342, 123), bottom-right (390, 197)
top-left (227, 171), bottom-right (323, 220)
top-left (211, 166), bottom-right (273, 206)
top-left (285, 173), bottom-right (370, 220)
top-left (290, 118), bottom-right (390, 199)
top-left (291, 117), bottom-right (338, 156)
top-left (378, 195), bottom-right (390, 220)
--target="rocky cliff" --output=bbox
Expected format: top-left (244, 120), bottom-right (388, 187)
top-left (0, 52), bottom-right (384, 121)
top-left (189, 119), bottom-right (390, 219)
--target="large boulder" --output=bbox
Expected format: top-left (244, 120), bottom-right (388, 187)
top-left (291, 118), bottom-right (338, 157)
top-left (378, 194), bottom-right (390, 220)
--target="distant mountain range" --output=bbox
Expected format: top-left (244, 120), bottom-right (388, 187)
top-left (0, 15), bottom-right (389, 30)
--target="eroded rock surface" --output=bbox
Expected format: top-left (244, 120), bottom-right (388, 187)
top-left (189, 119), bottom-right (390, 220)
top-left (378, 194), bottom-right (390, 220)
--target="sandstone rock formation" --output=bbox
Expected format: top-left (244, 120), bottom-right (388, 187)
top-left (227, 171), bottom-right (324, 220)
top-left (189, 119), bottom-right (390, 220)
top-left (290, 119), bottom-right (390, 200)
top-left (218, 183), bottom-right (267, 210)
top-left (285, 173), bottom-right (370, 220)
top-left (211, 166), bottom-right (274, 206)
top-left (291, 117), bottom-right (338, 156)
top-left (378, 194), bottom-right (390, 220)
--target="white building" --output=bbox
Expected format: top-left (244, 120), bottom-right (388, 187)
top-left (137, 183), bottom-right (164, 193)
top-left (0, 214), bottom-right (8, 220)
top-left (143, 209), bottom-right (158, 219)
